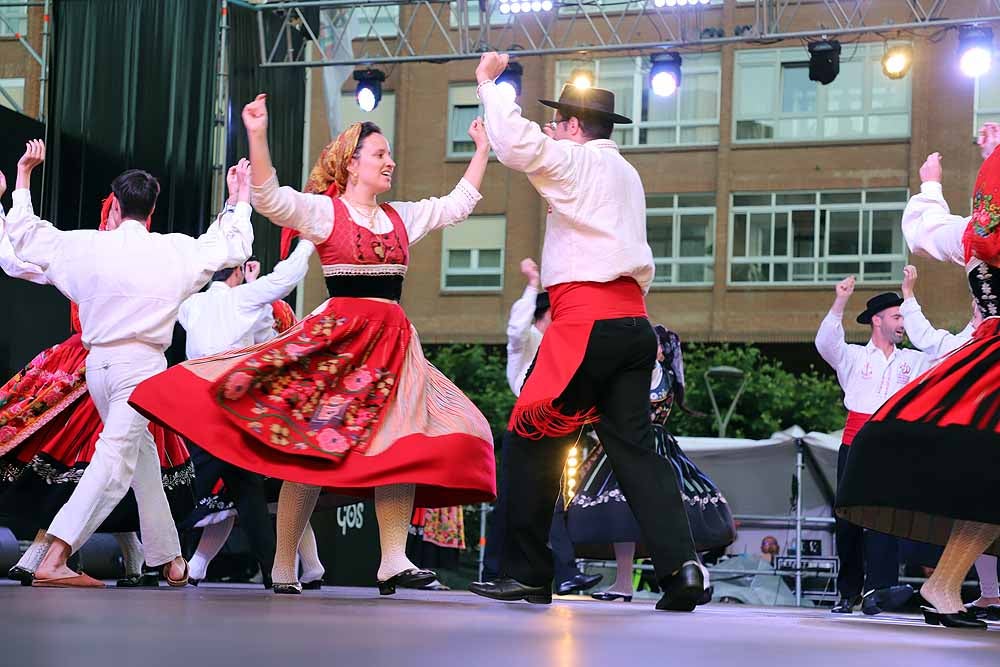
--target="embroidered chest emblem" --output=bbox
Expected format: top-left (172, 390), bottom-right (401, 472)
top-left (896, 361), bottom-right (912, 385)
top-left (860, 362), bottom-right (873, 380)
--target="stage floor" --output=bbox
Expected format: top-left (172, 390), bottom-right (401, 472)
top-left (2, 582), bottom-right (998, 666)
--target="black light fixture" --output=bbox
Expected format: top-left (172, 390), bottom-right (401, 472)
top-left (496, 61), bottom-right (524, 98)
top-left (808, 39), bottom-right (841, 85)
top-left (353, 68), bottom-right (385, 112)
top-left (649, 52), bottom-right (683, 98)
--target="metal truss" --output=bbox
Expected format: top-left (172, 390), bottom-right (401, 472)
top-left (0, 0), bottom-right (50, 121)
top-left (231, 0), bottom-right (1000, 68)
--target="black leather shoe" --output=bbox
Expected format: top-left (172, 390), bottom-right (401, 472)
top-left (116, 573), bottom-right (160, 588)
top-left (468, 577), bottom-right (552, 604)
top-left (591, 591), bottom-right (632, 602)
top-left (922, 606), bottom-right (987, 629)
top-left (861, 584), bottom-right (914, 615)
top-left (7, 566), bottom-right (33, 586)
top-left (655, 562), bottom-right (704, 612)
top-left (273, 582), bottom-right (302, 594)
top-left (301, 578), bottom-right (323, 590)
top-left (377, 568), bottom-right (436, 595)
top-left (965, 602), bottom-right (1000, 621)
top-left (831, 596), bottom-right (859, 614)
top-left (555, 573), bottom-right (603, 596)
top-left (697, 585), bottom-right (714, 606)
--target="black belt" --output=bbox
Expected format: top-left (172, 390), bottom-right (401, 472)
top-left (324, 275), bottom-right (403, 301)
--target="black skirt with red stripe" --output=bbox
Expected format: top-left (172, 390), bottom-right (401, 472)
top-left (836, 317), bottom-right (1000, 556)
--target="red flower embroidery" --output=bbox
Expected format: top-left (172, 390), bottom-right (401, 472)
top-left (342, 368), bottom-right (374, 393)
top-left (316, 428), bottom-right (350, 454)
top-left (223, 372), bottom-right (254, 400)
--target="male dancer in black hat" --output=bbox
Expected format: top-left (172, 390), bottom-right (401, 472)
top-left (469, 52), bottom-right (705, 612)
top-left (816, 273), bottom-right (934, 614)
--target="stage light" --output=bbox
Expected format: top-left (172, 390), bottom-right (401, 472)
top-left (498, 0), bottom-right (555, 13)
top-left (496, 61), bottom-right (523, 100)
top-left (808, 39), bottom-right (841, 85)
top-left (353, 68), bottom-right (385, 112)
top-left (959, 25), bottom-right (993, 78)
top-left (569, 68), bottom-right (594, 89)
top-left (881, 45), bottom-right (912, 80)
top-left (649, 52), bottom-right (682, 97)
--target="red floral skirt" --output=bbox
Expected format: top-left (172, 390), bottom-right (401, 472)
top-left (0, 335), bottom-right (195, 531)
top-left (130, 297), bottom-right (496, 508)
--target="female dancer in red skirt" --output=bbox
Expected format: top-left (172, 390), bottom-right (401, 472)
top-left (0, 154), bottom-right (193, 586)
top-left (131, 94), bottom-right (496, 594)
top-left (837, 127), bottom-right (1000, 629)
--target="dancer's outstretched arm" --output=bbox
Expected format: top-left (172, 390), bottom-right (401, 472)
top-left (815, 275), bottom-right (858, 384)
top-left (902, 153), bottom-right (966, 266)
top-left (900, 265), bottom-right (977, 361)
top-left (0, 165), bottom-right (47, 285)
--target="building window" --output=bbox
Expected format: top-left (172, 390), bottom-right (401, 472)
top-left (0, 5), bottom-right (27, 37)
top-left (733, 43), bottom-right (911, 143)
top-left (729, 189), bottom-right (909, 285)
top-left (646, 193), bottom-right (715, 286)
top-left (449, 1), bottom-right (507, 28)
top-left (353, 4), bottom-right (398, 38)
top-left (0, 77), bottom-right (24, 113)
top-left (974, 65), bottom-right (1000, 131)
top-left (441, 216), bottom-right (506, 291)
top-left (447, 84), bottom-right (482, 157)
top-left (339, 91), bottom-right (396, 144)
top-left (554, 53), bottom-right (721, 148)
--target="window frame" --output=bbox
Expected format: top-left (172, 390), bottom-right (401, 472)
top-left (0, 5), bottom-right (28, 38)
top-left (447, 83), bottom-right (483, 158)
top-left (646, 194), bottom-right (716, 288)
top-left (0, 77), bottom-right (25, 114)
top-left (553, 53), bottom-right (722, 149)
top-left (732, 43), bottom-right (913, 144)
top-left (727, 189), bottom-right (910, 287)
top-left (440, 215), bottom-right (507, 293)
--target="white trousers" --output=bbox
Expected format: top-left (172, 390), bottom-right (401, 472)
top-left (47, 342), bottom-right (181, 567)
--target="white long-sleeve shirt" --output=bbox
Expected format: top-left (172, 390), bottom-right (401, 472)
top-left (506, 284), bottom-right (543, 395)
top-left (901, 181), bottom-right (973, 269)
top-left (179, 240), bottom-right (314, 359)
top-left (0, 202), bottom-right (48, 285)
top-left (815, 309), bottom-right (930, 414)
top-left (249, 170), bottom-right (481, 246)
top-left (900, 296), bottom-right (975, 364)
top-left (478, 80), bottom-right (655, 293)
top-left (6, 188), bottom-right (254, 350)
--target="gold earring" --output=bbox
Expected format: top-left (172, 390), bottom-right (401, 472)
top-left (351, 172), bottom-right (359, 185)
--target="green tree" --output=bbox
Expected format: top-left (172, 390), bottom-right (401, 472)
top-left (668, 343), bottom-right (845, 439)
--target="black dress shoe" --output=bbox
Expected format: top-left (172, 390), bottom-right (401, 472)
top-left (831, 596), bottom-right (859, 614)
top-left (861, 584), bottom-right (913, 615)
top-left (7, 566), bottom-right (33, 586)
top-left (468, 577), bottom-right (552, 604)
top-left (591, 591), bottom-right (632, 602)
top-left (655, 562), bottom-right (704, 612)
top-left (273, 582), bottom-right (303, 594)
top-left (116, 573), bottom-right (160, 588)
top-left (301, 578), bottom-right (323, 590)
top-left (555, 573), bottom-right (603, 596)
top-left (697, 585), bottom-right (714, 606)
top-left (922, 606), bottom-right (987, 629)
top-left (377, 568), bottom-right (436, 595)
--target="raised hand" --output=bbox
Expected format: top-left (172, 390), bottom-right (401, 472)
top-left (476, 51), bottom-right (509, 85)
top-left (233, 157), bottom-right (251, 203)
top-left (919, 152), bottom-right (942, 184)
top-left (520, 257), bottom-right (540, 288)
top-left (242, 94), bottom-right (269, 137)
top-left (226, 164), bottom-right (240, 204)
top-left (16, 139), bottom-right (44, 190)
top-left (835, 275), bottom-right (855, 299)
top-left (901, 264), bottom-right (917, 299)
top-left (468, 117), bottom-right (489, 154)
top-left (979, 122), bottom-right (1000, 160)
top-left (243, 259), bottom-right (261, 283)
top-left (0, 171), bottom-right (6, 200)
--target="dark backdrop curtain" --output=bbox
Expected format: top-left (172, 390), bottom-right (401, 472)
top-left (43, 0), bottom-right (218, 234)
top-left (227, 5), bottom-right (307, 273)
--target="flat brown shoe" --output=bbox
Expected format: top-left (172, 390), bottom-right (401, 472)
top-left (32, 572), bottom-right (105, 588)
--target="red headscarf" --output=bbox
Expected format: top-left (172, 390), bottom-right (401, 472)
top-left (964, 147), bottom-right (1000, 266)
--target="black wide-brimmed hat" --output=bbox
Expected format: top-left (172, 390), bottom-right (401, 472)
top-left (856, 292), bottom-right (904, 324)
top-left (538, 84), bottom-right (633, 125)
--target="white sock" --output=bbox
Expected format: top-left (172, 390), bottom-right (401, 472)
top-left (112, 532), bottom-right (145, 577)
top-left (374, 483), bottom-right (420, 582)
top-left (298, 522), bottom-right (324, 583)
top-left (15, 530), bottom-right (52, 573)
top-left (271, 482), bottom-right (321, 585)
top-left (189, 516), bottom-right (235, 582)
top-left (975, 554), bottom-right (1000, 598)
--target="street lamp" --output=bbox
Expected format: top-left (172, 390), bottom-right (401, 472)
top-left (703, 365), bottom-right (748, 438)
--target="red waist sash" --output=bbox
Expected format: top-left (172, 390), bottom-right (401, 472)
top-left (842, 410), bottom-right (872, 446)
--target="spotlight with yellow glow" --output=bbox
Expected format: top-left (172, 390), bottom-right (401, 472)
top-left (881, 45), bottom-right (912, 80)
top-left (569, 68), bottom-right (594, 89)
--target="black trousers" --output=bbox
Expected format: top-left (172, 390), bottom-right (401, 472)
top-left (835, 444), bottom-right (900, 598)
top-left (483, 432), bottom-right (580, 585)
top-left (189, 444), bottom-right (276, 583)
top-left (501, 317), bottom-right (697, 587)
